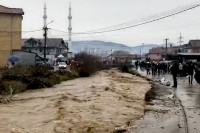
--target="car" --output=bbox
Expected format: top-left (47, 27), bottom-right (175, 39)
top-left (58, 62), bottom-right (67, 69)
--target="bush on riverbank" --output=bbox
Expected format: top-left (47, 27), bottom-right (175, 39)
top-left (0, 66), bottom-right (79, 95)
top-left (145, 89), bottom-right (156, 102)
top-left (74, 52), bottom-right (103, 77)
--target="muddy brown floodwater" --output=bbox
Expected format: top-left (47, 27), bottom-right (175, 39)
top-left (0, 69), bottom-right (151, 133)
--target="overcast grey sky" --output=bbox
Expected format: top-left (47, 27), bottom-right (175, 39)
top-left (1, 0), bottom-right (200, 46)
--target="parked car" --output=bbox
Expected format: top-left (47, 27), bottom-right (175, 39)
top-left (58, 62), bottom-right (67, 69)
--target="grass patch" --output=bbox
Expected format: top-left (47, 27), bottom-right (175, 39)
top-left (1, 80), bottom-right (27, 95)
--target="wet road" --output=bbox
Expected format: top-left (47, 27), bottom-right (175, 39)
top-left (137, 69), bottom-right (200, 133)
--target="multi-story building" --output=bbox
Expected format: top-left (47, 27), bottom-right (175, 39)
top-left (0, 5), bottom-right (24, 66)
top-left (22, 38), bottom-right (67, 61)
top-left (182, 40), bottom-right (200, 53)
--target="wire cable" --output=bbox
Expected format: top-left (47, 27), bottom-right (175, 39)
top-left (73, 3), bottom-right (200, 34)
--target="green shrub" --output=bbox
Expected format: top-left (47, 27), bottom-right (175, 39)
top-left (27, 78), bottom-right (47, 89)
top-left (0, 66), bottom-right (79, 94)
top-left (128, 69), bottom-right (140, 76)
top-left (1, 80), bottom-right (27, 94)
top-left (59, 75), bottom-right (69, 81)
top-left (74, 52), bottom-right (103, 77)
top-left (145, 89), bottom-right (156, 102)
top-left (55, 70), bottom-right (79, 81)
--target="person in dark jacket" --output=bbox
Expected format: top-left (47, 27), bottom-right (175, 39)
top-left (187, 61), bottom-right (195, 84)
top-left (146, 62), bottom-right (151, 75)
top-left (194, 63), bottom-right (200, 84)
top-left (170, 61), bottom-right (179, 87)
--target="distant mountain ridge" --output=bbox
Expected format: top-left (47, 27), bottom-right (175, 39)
top-left (71, 40), bottom-right (176, 55)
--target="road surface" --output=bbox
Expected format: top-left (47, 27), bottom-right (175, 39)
top-left (131, 69), bottom-right (200, 133)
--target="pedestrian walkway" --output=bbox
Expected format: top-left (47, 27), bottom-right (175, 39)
top-left (136, 68), bottom-right (200, 133)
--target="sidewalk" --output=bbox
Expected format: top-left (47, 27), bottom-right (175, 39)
top-left (129, 69), bottom-right (200, 133)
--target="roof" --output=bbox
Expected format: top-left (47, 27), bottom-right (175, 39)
top-left (178, 53), bottom-right (200, 56)
top-left (0, 5), bottom-right (24, 15)
top-left (188, 40), bottom-right (200, 47)
top-left (149, 46), bottom-right (179, 54)
top-left (147, 53), bottom-right (162, 55)
top-left (21, 39), bottom-right (28, 46)
top-left (23, 38), bottom-right (65, 47)
top-left (13, 50), bottom-right (37, 55)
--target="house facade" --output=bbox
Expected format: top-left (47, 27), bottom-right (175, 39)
top-left (22, 38), bottom-right (67, 61)
top-left (182, 40), bottom-right (200, 53)
top-left (178, 40), bottom-right (200, 62)
top-left (0, 5), bottom-right (24, 66)
top-left (148, 46), bottom-right (179, 61)
top-left (109, 50), bottom-right (137, 64)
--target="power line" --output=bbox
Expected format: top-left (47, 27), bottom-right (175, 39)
top-left (49, 1), bottom-right (200, 35)
top-left (49, 28), bottom-right (68, 34)
top-left (47, 21), bottom-right (200, 40)
top-left (72, 1), bottom-right (200, 34)
top-left (79, 1), bottom-right (200, 33)
top-left (46, 1), bottom-right (200, 37)
top-left (0, 29), bottom-right (43, 33)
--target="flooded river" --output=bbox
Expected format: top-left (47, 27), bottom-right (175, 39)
top-left (0, 69), bottom-right (151, 133)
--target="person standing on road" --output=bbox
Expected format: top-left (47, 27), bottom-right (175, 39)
top-left (179, 62), bottom-right (183, 77)
top-left (146, 62), bottom-right (151, 75)
top-left (194, 63), bottom-right (200, 84)
top-left (135, 60), bottom-right (139, 70)
top-left (187, 61), bottom-right (195, 84)
top-left (170, 61), bottom-right (179, 87)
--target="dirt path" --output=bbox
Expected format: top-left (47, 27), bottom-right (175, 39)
top-left (0, 69), bottom-right (151, 133)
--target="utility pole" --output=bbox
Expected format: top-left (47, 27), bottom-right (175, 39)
top-left (164, 38), bottom-right (169, 60)
top-left (111, 49), bottom-right (112, 63)
top-left (178, 32), bottom-right (184, 46)
top-left (68, 3), bottom-right (72, 60)
top-left (43, 3), bottom-right (47, 64)
top-left (164, 38), bottom-right (169, 53)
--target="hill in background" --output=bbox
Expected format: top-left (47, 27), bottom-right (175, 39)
top-left (71, 40), bottom-right (176, 56)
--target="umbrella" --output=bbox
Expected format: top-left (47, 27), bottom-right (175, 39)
top-left (57, 54), bottom-right (64, 58)
top-left (8, 55), bottom-right (20, 63)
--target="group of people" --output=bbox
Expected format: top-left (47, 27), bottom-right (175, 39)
top-left (170, 61), bottom-right (200, 87)
top-left (135, 60), bottom-right (170, 76)
top-left (135, 60), bottom-right (200, 87)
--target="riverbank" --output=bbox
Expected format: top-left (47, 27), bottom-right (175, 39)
top-left (0, 66), bottom-right (79, 103)
top-left (128, 68), bottom-right (200, 133)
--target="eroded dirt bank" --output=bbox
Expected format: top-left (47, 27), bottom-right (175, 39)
top-left (0, 69), bottom-right (151, 133)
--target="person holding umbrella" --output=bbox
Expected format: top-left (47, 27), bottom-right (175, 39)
top-left (8, 55), bottom-right (20, 68)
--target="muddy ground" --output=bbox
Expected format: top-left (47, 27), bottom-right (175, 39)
top-left (0, 69), bottom-right (151, 133)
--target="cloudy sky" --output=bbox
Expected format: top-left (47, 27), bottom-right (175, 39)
top-left (1, 0), bottom-right (200, 46)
